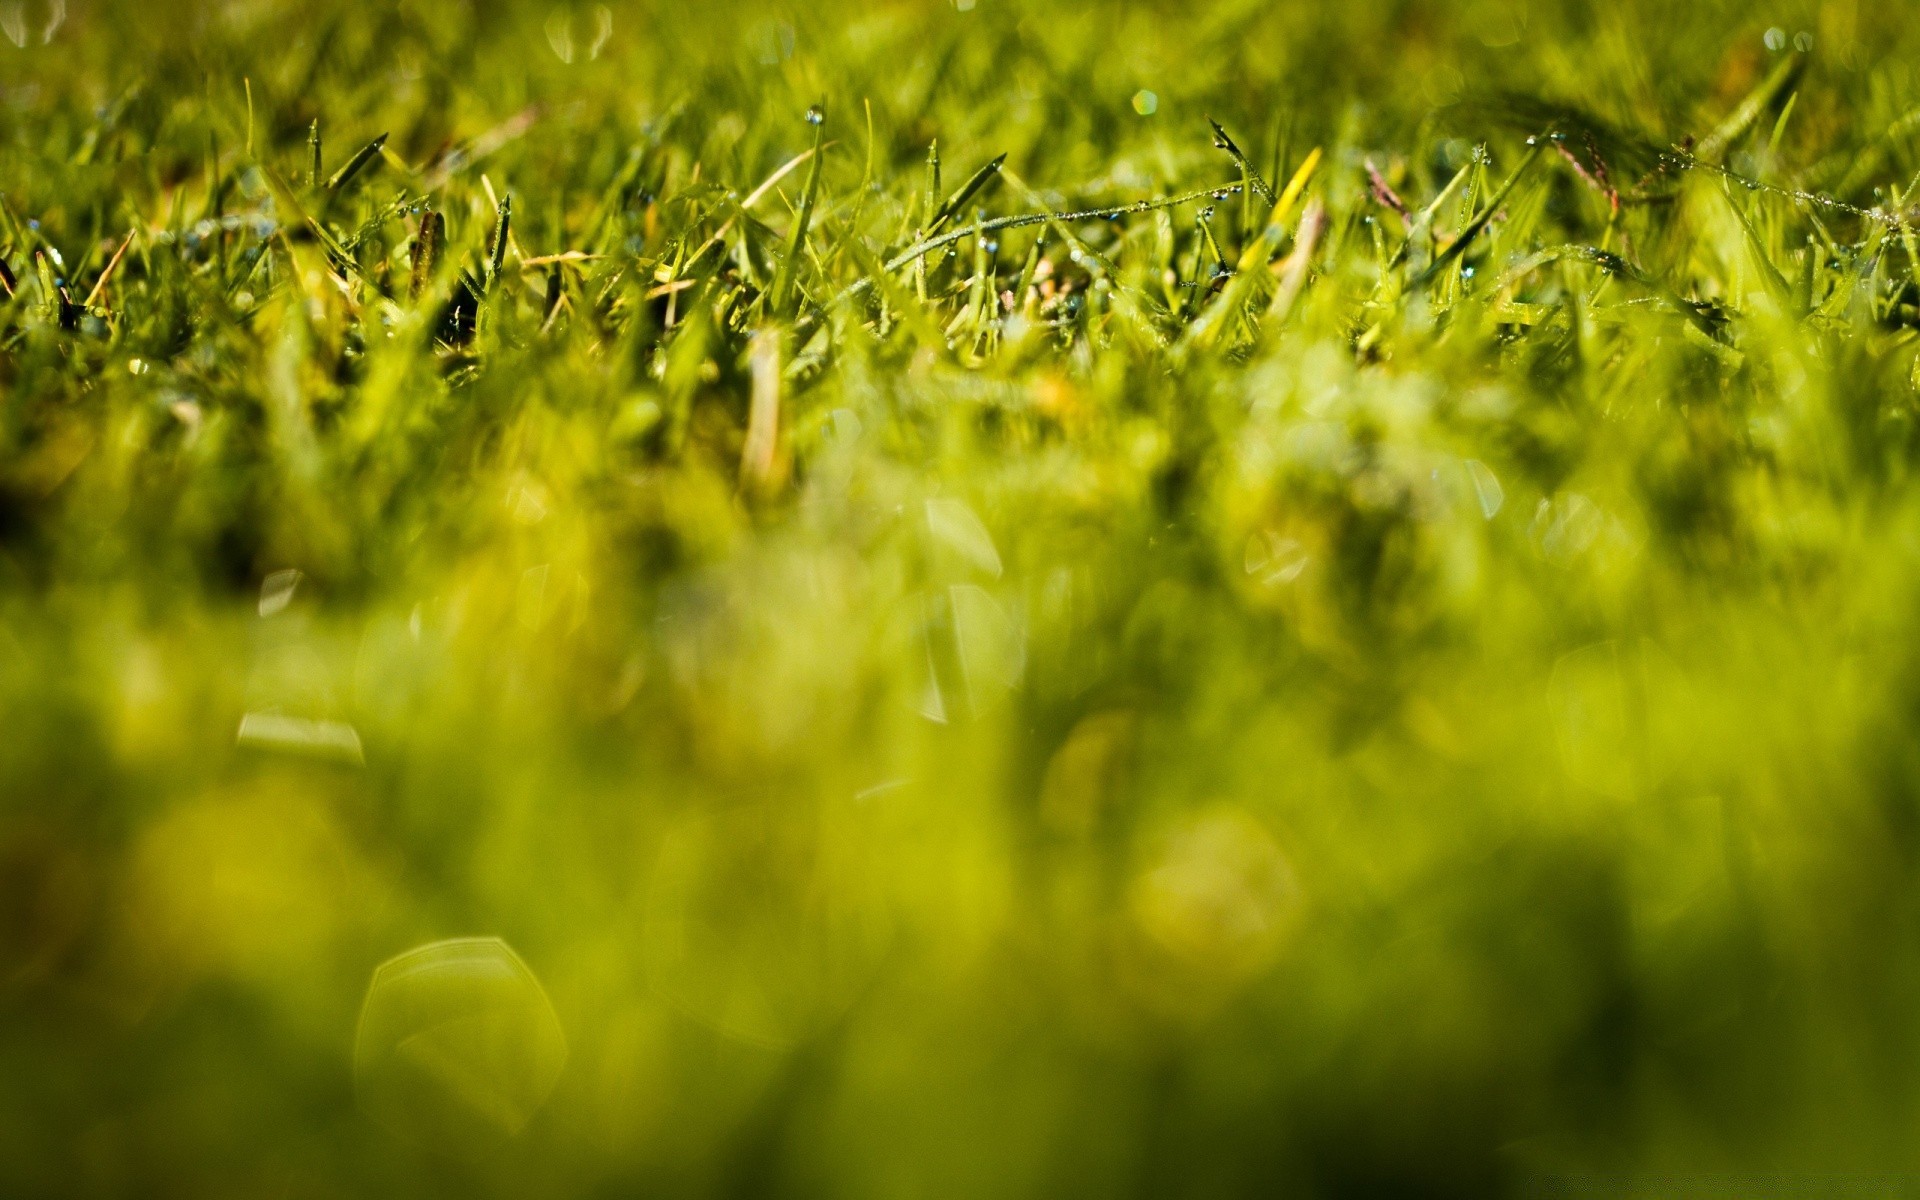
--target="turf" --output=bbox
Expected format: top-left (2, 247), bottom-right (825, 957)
top-left (6, 0), bottom-right (1920, 1194)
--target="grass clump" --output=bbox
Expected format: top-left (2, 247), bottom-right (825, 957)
top-left (8, 0), bottom-right (1920, 1194)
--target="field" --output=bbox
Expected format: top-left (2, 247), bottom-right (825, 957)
top-left (6, 0), bottom-right (1920, 1194)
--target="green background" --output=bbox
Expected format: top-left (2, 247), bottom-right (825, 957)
top-left (5, 0), bottom-right (1920, 1194)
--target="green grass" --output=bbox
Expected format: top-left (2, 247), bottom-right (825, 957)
top-left (8, 0), bottom-right (1920, 1194)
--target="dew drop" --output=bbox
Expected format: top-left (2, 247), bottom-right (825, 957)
top-left (354, 939), bottom-right (568, 1143)
top-left (1466, 459), bottom-right (1505, 520)
top-left (805, 105), bottom-right (825, 126)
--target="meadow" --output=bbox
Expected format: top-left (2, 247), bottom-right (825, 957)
top-left (6, 0), bottom-right (1920, 1194)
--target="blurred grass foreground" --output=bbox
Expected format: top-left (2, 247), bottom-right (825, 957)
top-left (11, 0), bottom-right (1920, 1194)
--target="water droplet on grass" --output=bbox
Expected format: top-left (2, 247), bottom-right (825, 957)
top-left (926, 498), bottom-right (1003, 579)
top-left (1466, 459), bottom-right (1505, 519)
top-left (236, 713), bottom-right (365, 765)
top-left (258, 569), bottom-right (303, 617)
top-left (354, 939), bottom-right (568, 1143)
top-left (949, 584), bottom-right (1025, 708)
top-left (1244, 532), bottom-right (1309, 586)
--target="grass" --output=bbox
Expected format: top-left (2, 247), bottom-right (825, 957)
top-left (7, 0), bottom-right (1920, 1194)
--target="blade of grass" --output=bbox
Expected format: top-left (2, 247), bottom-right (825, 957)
top-left (1210, 119), bottom-right (1274, 238)
top-left (487, 194), bottom-right (512, 290)
top-left (1183, 147), bottom-right (1323, 352)
top-left (260, 164), bottom-right (355, 267)
top-left (326, 133), bottom-right (389, 194)
top-left (927, 153), bottom-right (1007, 238)
top-left (1414, 141), bottom-right (1544, 287)
top-left (1388, 158), bottom-right (1476, 270)
top-left (1721, 180), bottom-right (1796, 313)
top-left (877, 180), bottom-right (1248, 276)
top-left (411, 210), bottom-right (443, 301)
top-left (768, 106), bottom-right (828, 317)
top-left (1697, 53), bottom-right (1805, 165)
top-left (81, 229), bottom-right (134, 308)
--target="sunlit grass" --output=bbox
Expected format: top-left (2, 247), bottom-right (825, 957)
top-left (5, 0), bottom-right (1920, 1194)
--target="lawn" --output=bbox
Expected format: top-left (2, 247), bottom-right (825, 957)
top-left (5, 0), bottom-right (1920, 1194)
